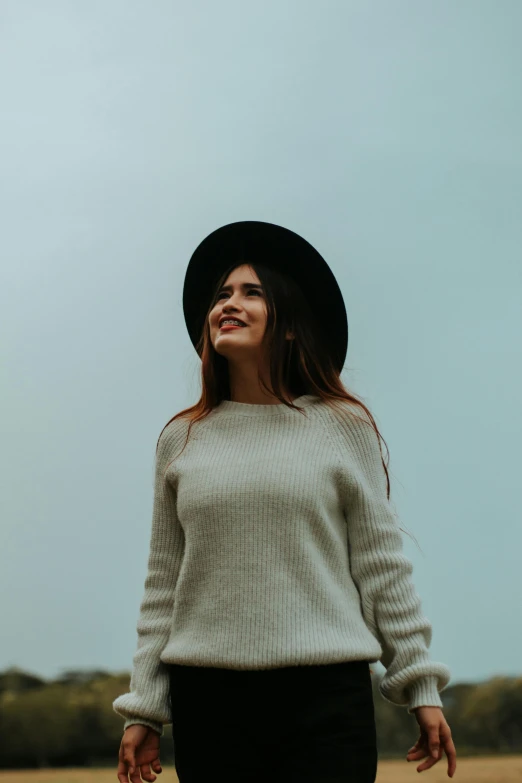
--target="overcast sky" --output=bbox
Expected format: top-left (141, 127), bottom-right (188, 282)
top-left (1, 0), bottom-right (521, 690)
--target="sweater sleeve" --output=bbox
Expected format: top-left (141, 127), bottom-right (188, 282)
top-left (330, 404), bottom-right (451, 714)
top-left (112, 423), bottom-right (185, 736)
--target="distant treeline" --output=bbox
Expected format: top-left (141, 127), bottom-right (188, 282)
top-left (1, 666), bottom-right (521, 769)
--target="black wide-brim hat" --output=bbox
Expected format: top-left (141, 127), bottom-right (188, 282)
top-left (183, 220), bottom-right (348, 373)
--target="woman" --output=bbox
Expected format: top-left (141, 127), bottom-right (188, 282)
top-left (114, 221), bottom-right (457, 782)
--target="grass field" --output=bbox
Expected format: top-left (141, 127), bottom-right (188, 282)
top-left (1, 756), bottom-right (522, 783)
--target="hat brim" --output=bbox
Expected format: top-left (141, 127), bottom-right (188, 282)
top-left (182, 220), bottom-right (348, 372)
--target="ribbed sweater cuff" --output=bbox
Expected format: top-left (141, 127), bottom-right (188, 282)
top-left (407, 676), bottom-right (444, 714)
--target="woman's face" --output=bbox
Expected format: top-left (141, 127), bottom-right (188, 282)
top-left (208, 264), bottom-right (268, 359)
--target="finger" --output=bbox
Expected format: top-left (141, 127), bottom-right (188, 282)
top-left (408, 737), bottom-right (428, 756)
top-left (429, 728), bottom-right (441, 760)
top-left (406, 748), bottom-right (427, 760)
top-left (442, 732), bottom-right (458, 777)
top-left (416, 746), bottom-right (443, 772)
top-left (129, 765), bottom-right (143, 783)
top-left (406, 739), bottom-right (422, 755)
top-left (117, 758), bottom-right (131, 783)
top-left (139, 762), bottom-right (157, 782)
top-left (122, 751), bottom-right (137, 775)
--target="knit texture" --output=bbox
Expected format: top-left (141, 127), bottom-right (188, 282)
top-left (113, 394), bottom-right (451, 736)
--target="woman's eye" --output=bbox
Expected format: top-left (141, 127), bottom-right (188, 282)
top-left (216, 289), bottom-right (261, 300)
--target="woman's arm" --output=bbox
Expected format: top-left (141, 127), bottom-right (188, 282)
top-left (112, 422), bottom-right (185, 736)
top-left (329, 405), bottom-right (451, 713)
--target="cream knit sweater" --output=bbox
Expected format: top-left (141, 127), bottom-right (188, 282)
top-left (113, 394), bottom-right (451, 736)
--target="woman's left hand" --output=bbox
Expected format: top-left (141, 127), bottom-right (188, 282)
top-left (407, 706), bottom-right (457, 777)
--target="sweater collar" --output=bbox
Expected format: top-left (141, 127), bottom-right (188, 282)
top-left (213, 394), bottom-right (320, 417)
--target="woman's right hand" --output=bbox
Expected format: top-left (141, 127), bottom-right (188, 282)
top-left (117, 723), bottom-right (163, 782)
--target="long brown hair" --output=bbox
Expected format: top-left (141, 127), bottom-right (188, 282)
top-left (159, 260), bottom-right (421, 551)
